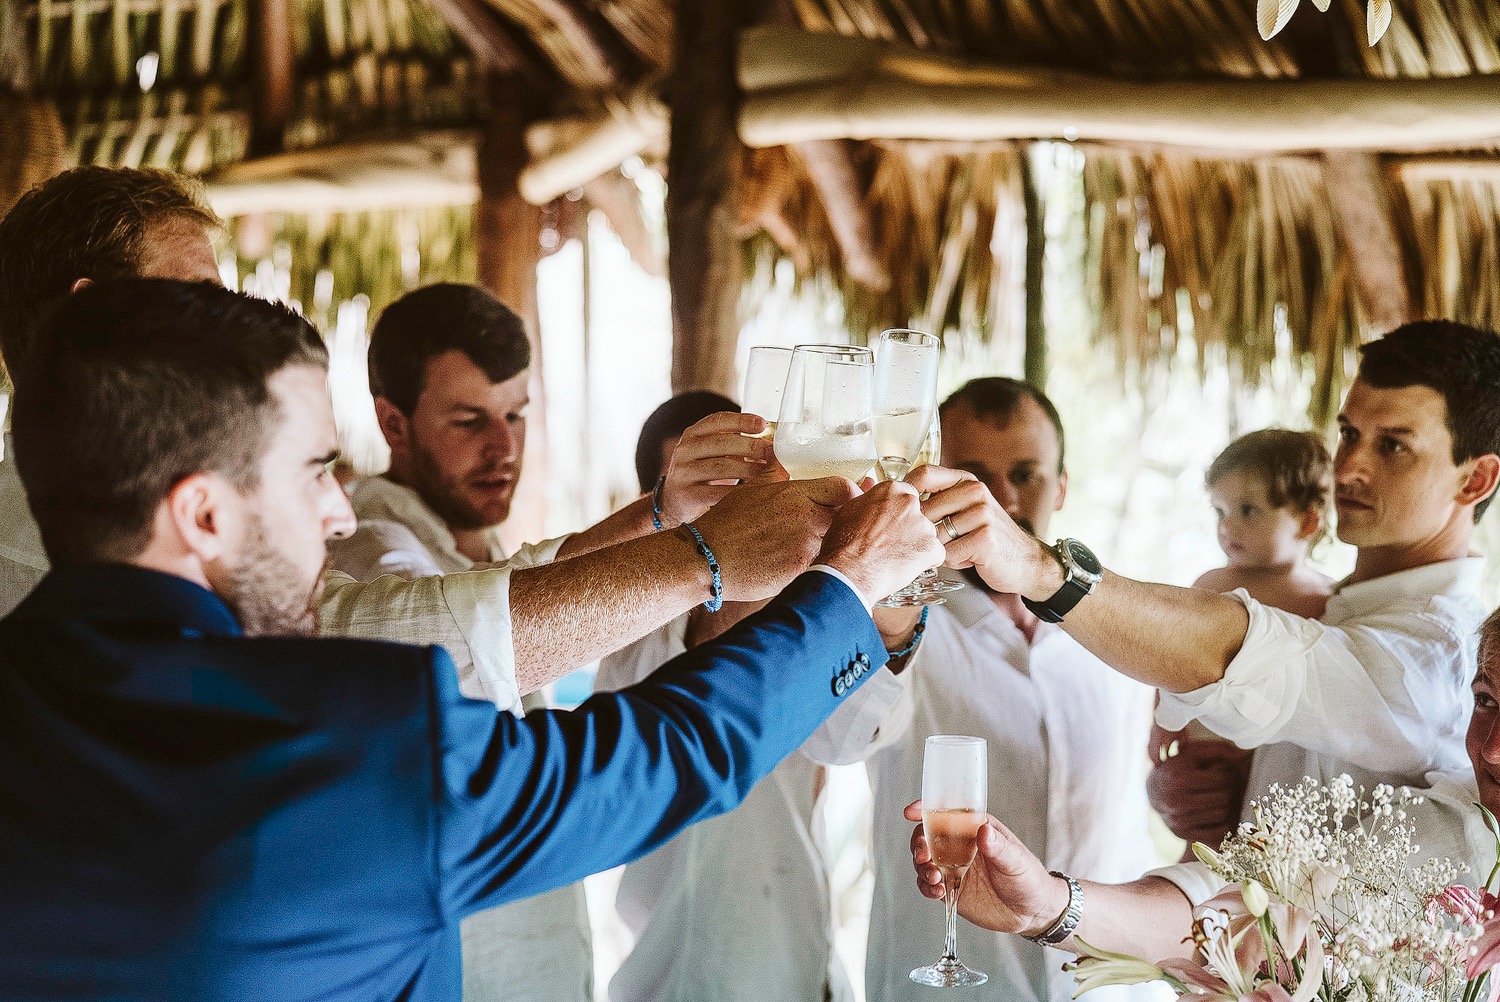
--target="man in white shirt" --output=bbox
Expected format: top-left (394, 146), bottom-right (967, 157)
top-left (330, 284), bottom-right (621, 1000)
top-left (595, 393), bottom-right (922, 1002)
top-left (856, 379), bottom-right (1159, 1002)
top-left (0, 167), bottom-right (826, 717)
top-left (909, 319), bottom-right (1500, 936)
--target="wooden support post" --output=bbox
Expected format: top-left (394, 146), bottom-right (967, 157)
top-left (666, 0), bottom-right (756, 396)
top-left (249, 0), bottom-right (294, 155)
top-left (477, 73), bottom-right (550, 551)
top-left (1320, 151), bottom-right (1413, 337)
top-left (794, 139), bottom-right (889, 291)
top-left (1021, 145), bottom-right (1046, 389)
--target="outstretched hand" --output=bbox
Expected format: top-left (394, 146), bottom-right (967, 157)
top-left (696, 476), bottom-right (859, 602)
top-left (816, 480), bottom-right (946, 604)
top-left (658, 413), bottom-right (777, 526)
top-left (906, 466), bottom-right (1052, 596)
top-left (905, 799), bottom-right (1069, 938)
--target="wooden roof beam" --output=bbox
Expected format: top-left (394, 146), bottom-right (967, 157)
top-left (424, 0), bottom-right (533, 76)
top-left (738, 26), bottom-right (1500, 154)
top-left (793, 139), bottom-right (889, 291)
top-left (527, 0), bottom-right (632, 86)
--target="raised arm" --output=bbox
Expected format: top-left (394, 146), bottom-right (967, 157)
top-left (908, 466), bottom-right (1249, 694)
top-left (440, 481), bottom-right (946, 913)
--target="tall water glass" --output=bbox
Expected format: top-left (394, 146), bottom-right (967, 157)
top-left (774, 346), bottom-right (877, 482)
top-left (911, 735), bottom-right (989, 988)
top-left (741, 346), bottom-right (795, 440)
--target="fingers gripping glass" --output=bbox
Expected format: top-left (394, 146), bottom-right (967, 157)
top-left (872, 329), bottom-right (962, 607)
top-left (911, 735), bottom-right (989, 989)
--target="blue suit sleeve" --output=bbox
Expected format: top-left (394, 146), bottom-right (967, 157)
top-left (433, 571), bottom-right (887, 917)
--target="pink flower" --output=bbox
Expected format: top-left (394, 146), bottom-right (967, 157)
top-left (1433, 884), bottom-right (1500, 978)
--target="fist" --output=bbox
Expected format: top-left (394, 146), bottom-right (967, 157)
top-left (817, 480), bottom-right (946, 603)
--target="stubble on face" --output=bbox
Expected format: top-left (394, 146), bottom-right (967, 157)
top-left (405, 433), bottom-right (511, 532)
top-left (223, 511), bottom-right (325, 637)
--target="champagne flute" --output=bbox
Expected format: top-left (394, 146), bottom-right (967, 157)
top-left (873, 330), bottom-right (962, 607)
top-left (873, 329), bottom-right (939, 482)
top-left (775, 346), bottom-right (877, 482)
top-left (741, 346), bottom-right (794, 441)
top-left (911, 735), bottom-right (989, 989)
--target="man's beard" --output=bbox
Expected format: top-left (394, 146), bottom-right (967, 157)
top-left (223, 513), bottom-right (324, 637)
top-left (407, 437), bottom-right (510, 532)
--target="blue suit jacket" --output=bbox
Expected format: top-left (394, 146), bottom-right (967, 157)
top-left (0, 563), bottom-right (886, 1000)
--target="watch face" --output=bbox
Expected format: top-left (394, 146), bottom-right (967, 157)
top-left (1061, 538), bottom-right (1101, 576)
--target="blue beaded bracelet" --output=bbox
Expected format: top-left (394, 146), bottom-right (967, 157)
top-left (682, 522), bottom-right (723, 613)
top-left (887, 606), bottom-right (930, 659)
top-left (651, 475), bottom-right (668, 532)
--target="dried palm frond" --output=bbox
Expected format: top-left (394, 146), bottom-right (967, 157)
top-left (1082, 148), bottom-right (1360, 426)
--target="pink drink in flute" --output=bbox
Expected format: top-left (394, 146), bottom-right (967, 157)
top-left (911, 735), bottom-right (989, 988)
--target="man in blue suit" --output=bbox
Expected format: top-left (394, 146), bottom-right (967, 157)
top-left (0, 279), bottom-right (943, 1000)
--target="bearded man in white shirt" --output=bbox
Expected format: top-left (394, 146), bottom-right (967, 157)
top-left (329, 283), bottom-right (616, 1001)
top-left (856, 378), bottom-right (1161, 1002)
top-left (908, 319), bottom-right (1500, 935)
top-left (0, 167), bottom-right (831, 719)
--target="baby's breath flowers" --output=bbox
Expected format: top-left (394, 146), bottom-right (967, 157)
top-left (1068, 776), bottom-right (1500, 1002)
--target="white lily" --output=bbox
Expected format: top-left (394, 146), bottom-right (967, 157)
top-left (1066, 938), bottom-right (1170, 999)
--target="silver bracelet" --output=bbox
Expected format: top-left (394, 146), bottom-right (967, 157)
top-left (1026, 871), bottom-right (1083, 946)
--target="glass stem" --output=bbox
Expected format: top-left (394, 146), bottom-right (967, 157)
top-left (941, 872), bottom-right (963, 964)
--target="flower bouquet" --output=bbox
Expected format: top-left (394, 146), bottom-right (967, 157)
top-left (1069, 776), bottom-right (1500, 1001)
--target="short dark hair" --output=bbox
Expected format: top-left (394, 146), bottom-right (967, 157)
top-left (634, 391), bottom-right (740, 493)
top-left (1207, 429), bottom-right (1332, 540)
top-left (939, 377), bottom-right (1065, 472)
top-left (368, 283), bottom-right (530, 414)
top-left (1357, 320), bottom-right (1500, 520)
top-left (0, 166), bottom-right (220, 382)
top-left (13, 279), bottom-right (328, 566)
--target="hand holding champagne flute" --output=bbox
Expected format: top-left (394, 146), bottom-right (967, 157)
top-left (911, 735), bottom-right (989, 988)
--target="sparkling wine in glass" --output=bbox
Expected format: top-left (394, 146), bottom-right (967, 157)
top-left (873, 329), bottom-right (939, 482)
top-left (774, 346), bottom-right (878, 483)
top-left (911, 735), bottom-right (989, 989)
top-left (741, 345), bottom-right (794, 441)
top-left (873, 330), bottom-right (962, 607)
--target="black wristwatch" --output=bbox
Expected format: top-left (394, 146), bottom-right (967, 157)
top-left (1021, 538), bottom-right (1102, 623)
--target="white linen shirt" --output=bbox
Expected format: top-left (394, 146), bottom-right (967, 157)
top-left (329, 474), bottom-right (591, 1002)
top-left (594, 613), bottom-right (910, 1002)
top-left (855, 582), bottom-right (1166, 1002)
top-left (1157, 558), bottom-right (1487, 809)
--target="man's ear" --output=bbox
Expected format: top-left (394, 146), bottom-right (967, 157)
top-left (1054, 467), bottom-right (1068, 511)
top-left (1460, 454), bottom-right (1500, 511)
top-left (163, 472), bottom-right (236, 565)
top-left (374, 397), bottom-right (410, 455)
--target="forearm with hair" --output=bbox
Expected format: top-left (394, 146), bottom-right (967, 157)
top-left (1047, 566), bottom-right (1250, 694)
top-left (1050, 876), bottom-right (1197, 961)
top-left (511, 527), bottom-right (711, 693)
top-left (552, 495), bottom-right (655, 560)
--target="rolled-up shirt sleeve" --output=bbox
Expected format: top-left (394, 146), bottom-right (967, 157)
top-left (321, 568), bottom-right (523, 714)
top-left (1156, 588), bottom-right (1473, 778)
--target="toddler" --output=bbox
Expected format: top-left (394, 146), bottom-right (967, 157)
top-left (1150, 428), bottom-right (1335, 855)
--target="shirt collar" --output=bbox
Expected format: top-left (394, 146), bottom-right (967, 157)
top-left (348, 475), bottom-right (505, 567)
top-left (11, 563), bottom-right (243, 638)
top-left (1327, 556), bottom-right (1486, 620)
